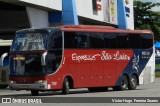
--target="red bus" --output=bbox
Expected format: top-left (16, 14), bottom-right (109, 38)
top-left (9, 25), bottom-right (155, 96)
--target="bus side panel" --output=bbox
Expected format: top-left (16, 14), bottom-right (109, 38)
top-left (103, 63), bottom-right (117, 86)
top-left (115, 49), bottom-right (154, 86)
top-left (103, 62), bottom-right (129, 86)
top-left (139, 48), bottom-right (155, 84)
top-left (76, 63), bottom-right (91, 87)
top-left (90, 63), bottom-right (103, 87)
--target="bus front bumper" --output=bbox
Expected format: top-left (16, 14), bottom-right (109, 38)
top-left (9, 82), bottom-right (49, 90)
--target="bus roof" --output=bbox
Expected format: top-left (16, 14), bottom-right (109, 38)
top-left (16, 25), bottom-right (153, 34)
top-left (60, 25), bottom-right (153, 34)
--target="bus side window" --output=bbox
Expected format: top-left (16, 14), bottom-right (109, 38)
top-left (89, 33), bottom-right (104, 48)
top-left (64, 32), bottom-right (78, 48)
top-left (47, 30), bottom-right (63, 74)
top-left (77, 33), bottom-right (88, 48)
top-left (116, 33), bottom-right (129, 49)
top-left (48, 31), bottom-right (62, 49)
top-left (141, 34), bottom-right (153, 49)
top-left (104, 33), bottom-right (117, 49)
top-left (129, 34), bottom-right (141, 49)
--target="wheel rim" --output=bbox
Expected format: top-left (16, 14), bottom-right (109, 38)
top-left (121, 76), bottom-right (127, 89)
top-left (65, 81), bottom-right (69, 91)
top-left (131, 77), bottom-right (136, 88)
top-left (122, 80), bottom-right (126, 88)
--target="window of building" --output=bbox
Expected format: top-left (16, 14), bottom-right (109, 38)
top-left (92, 0), bottom-right (98, 15)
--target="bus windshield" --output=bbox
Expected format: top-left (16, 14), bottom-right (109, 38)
top-left (11, 32), bottom-right (48, 51)
top-left (10, 30), bottom-right (63, 76)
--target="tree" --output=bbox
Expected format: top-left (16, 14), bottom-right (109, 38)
top-left (134, 1), bottom-right (160, 41)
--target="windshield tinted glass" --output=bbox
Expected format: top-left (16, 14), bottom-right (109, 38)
top-left (11, 32), bottom-right (48, 51)
top-left (10, 54), bottom-right (45, 76)
top-left (9, 30), bottom-right (63, 76)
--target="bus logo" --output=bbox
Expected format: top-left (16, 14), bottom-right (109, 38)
top-left (72, 51), bottom-right (131, 62)
top-left (132, 54), bottom-right (139, 72)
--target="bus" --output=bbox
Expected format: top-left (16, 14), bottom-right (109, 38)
top-left (0, 40), bottom-right (12, 88)
top-left (9, 25), bottom-right (155, 96)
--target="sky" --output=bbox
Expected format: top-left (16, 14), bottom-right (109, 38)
top-left (140, 0), bottom-right (160, 11)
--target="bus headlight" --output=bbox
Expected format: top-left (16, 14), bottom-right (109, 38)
top-left (35, 80), bottom-right (46, 83)
top-left (10, 81), bottom-right (16, 84)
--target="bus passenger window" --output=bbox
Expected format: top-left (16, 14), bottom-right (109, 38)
top-left (64, 32), bottom-right (78, 48)
top-left (141, 34), bottom-right (153, 49)
top-left (89, 33), bottom-right (104, 48)
top-left (47, 30), bottom-right (62, 74)
top-left (116, 34), bottom-right (129, 49)
top-left (77, 33), bottom-right (88, 48)
top-left (48, 31), bottom-right (62, 49)
top-left (104, 33), bottom-right (117, 49)
top-left (129, 34), bottom-right (141, 49)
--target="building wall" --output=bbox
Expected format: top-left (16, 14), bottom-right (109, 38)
top-left (76, 0), bottom-right (104, 22)
top-left (19, 0), bottom-right (119, 25)
top-left (125, 0), bottom-right (134, 30)
top-left (19, 0), bottom-right (62, 11)
top-left (0, 0), bottom-right (134, 29)
top-left (26, 7), bottom-right (49, 28)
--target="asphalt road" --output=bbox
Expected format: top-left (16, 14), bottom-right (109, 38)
top-left (0, 78), bottom-right (160, 106)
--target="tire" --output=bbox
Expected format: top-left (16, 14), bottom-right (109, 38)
top-left (128, 75), bottom-right (137, 90)
top-left (120, 75), bottom-right (128, 90)
top-left (62, 78), bottom-right (70, 94)
top-left (31, 90), bottom-right (39, 96)
top-left (113, 75), bottom-right (128, 91)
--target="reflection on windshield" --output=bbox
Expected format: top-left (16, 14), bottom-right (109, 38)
top-left (12, 33), bottom-right (48, 51)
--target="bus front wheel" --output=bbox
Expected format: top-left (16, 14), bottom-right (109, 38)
top-left (128, 75), bottom-right (137, 90)
top-left (62, 78), bottom-right (70, 94)
top-left (31, 90), bottom-right (39, 96)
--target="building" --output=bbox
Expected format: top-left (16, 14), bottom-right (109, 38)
top-left (0, 0), bottom-right (134, 40)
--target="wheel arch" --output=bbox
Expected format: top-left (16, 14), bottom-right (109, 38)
top-left (62, 75), bottom-right (74, 89)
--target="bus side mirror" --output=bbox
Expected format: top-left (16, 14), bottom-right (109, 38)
top-left (41, 52), bottom-right (47, 65)
top-left (0, 53), bottom-right (8, 66)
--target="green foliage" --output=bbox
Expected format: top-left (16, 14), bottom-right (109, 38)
top-left (155, 64), bottom-right (160, 77)
top-left (155, 72), bottom-right (160, 78)
top-left (134, 1), bottom-right (160, 41)
top-left (155, 64), bottom-right (160, 70)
